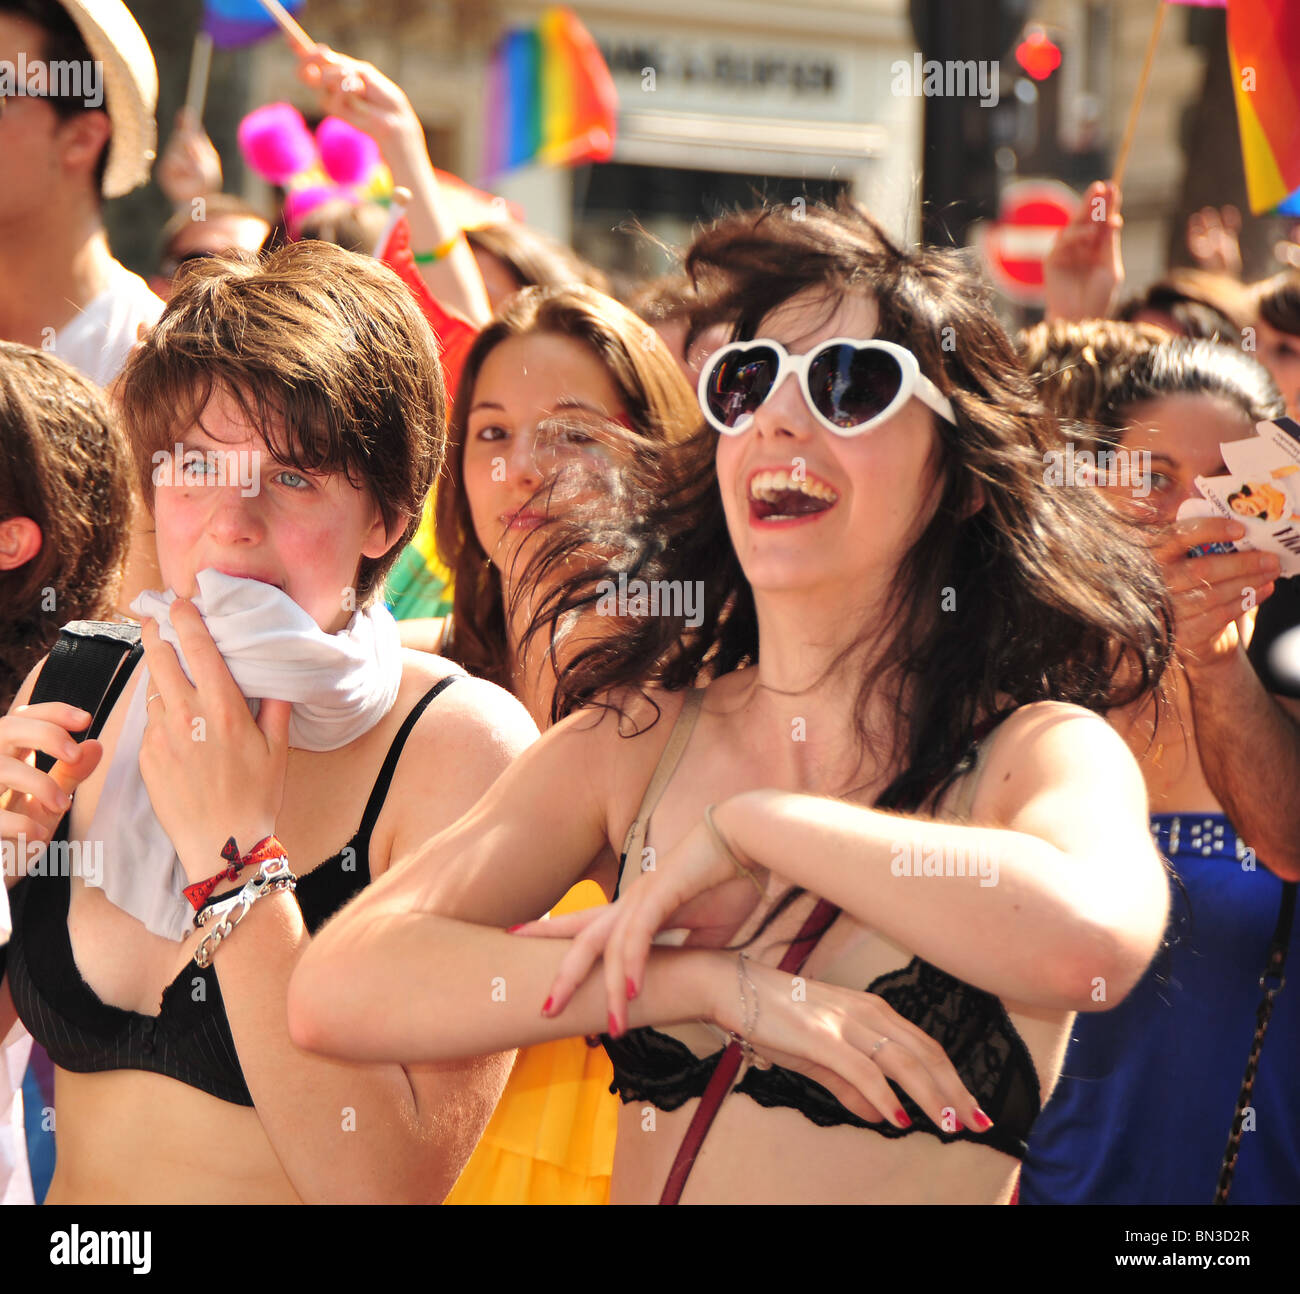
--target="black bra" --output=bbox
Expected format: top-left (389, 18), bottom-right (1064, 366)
top-left (602, 954), bottom-right (1041, 1159)
top-left (600, 689), bottom-right (1042, 1158)
top-left (3, 674), bottom-right (459, 1107)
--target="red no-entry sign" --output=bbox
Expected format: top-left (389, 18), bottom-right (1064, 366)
top-left (976, 179), bottom-right (1078, 305)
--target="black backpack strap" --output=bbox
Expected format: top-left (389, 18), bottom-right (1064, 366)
top-left (25, 620), bottom-right (144, 772)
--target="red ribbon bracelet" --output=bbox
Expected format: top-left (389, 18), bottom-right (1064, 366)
top-left (184, 835), bottom-right (287, 911)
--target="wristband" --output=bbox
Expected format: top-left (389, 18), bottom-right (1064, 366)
top-left (412, 232), bottom-right (462, 265)
top-left (184, 834), bottom-right (286, 912)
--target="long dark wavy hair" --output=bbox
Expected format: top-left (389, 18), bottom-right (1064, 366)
top-left (435, 285), bottom-right (702, 689)
top-left (520, 201), bottom-right (1174, 817)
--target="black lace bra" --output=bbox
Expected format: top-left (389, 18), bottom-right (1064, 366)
top-left (600, 689), bottom-right (1043, 1159)
top-left (602, 954), bottom-right (1041, 1159)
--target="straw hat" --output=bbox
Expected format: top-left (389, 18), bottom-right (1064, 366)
top-left (56, 0), bottom-right (158, 198)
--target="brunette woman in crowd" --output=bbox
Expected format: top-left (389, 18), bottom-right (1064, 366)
top-left (1018, 330), bottom-right (1300, 1204)
top-left (289, 202), bottom-right (1174, 1204)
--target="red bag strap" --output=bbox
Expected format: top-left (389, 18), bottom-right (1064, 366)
top-left (658, 897), bottom-right (839, 1205)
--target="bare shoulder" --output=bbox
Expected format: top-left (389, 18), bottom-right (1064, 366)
top-left (975, 700), bottom-right (1148, 823)
top-left (395, 650), bottom-right (537, 760)
top-left (371, 655), bottom-right (539, 869)
top-left (385, 651), bottom-right (538, 799)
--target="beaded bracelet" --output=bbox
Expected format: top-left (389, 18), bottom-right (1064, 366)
top-left (412, 232), bottom-right (462, 265)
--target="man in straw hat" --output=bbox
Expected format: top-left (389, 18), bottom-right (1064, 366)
top-left (0, 0), bottom-right (163, 389)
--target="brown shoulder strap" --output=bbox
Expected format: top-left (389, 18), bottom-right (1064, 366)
top-left (614, 689), bottom-right (706, 899)
top-left (659, 897), bottom-right (838, 1205)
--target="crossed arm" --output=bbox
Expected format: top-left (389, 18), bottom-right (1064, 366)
top-left (291, 696), bottom-right (1171, 1077)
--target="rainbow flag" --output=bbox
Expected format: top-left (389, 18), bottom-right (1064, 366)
top-left (482, 7), bottom-right (617, 179)
top-left (1227, 0), bottom-right (1300, 212)
top-left (203, 0), bottom-right (305, 49)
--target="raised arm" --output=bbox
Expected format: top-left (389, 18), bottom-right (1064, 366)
top-left (297, 44), bottom-right (492, 328)
top-left (543, 702), bottom-right (1171, 1026)
top-left (713, 705), bottom-right (1169, 1009)
top-left (1185, 654), bottom-right (1300, 881)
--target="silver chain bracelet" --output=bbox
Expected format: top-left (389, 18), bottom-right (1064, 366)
top-left (194, 855), bottom-right (297, 968)
top-left (728, 951), bottom-right (771, 1072)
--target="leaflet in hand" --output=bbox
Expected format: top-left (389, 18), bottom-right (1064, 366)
top-left (1175, 416), bottom-right (1300, 576)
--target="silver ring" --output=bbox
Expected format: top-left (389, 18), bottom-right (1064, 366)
top-left (146, 692), bottom-right (163, 705)
top-left (870, 1037), bottom-right (890, 1058)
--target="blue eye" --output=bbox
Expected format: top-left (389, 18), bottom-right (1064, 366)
top-left (275, 470), bottom-right (309, 489)
top-left (181, 453), bottom-right (216, 482)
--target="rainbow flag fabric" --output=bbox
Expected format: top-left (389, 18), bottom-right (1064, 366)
top-left (482, 7), bottom-right (618, 178)
top-left (1225, 0), bottom-right (1300, 212)
top-left (203, 0), bottom-right (305, 49)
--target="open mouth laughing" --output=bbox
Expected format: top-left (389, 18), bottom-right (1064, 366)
top-left (747, 467), bottom-right (840, 525)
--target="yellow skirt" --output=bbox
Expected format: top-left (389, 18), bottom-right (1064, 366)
top-left (444, 882), bottom-right (618, 1204)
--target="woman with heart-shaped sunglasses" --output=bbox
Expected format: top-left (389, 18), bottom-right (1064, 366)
top-left (291, 200), bottom-right (1175, 1205)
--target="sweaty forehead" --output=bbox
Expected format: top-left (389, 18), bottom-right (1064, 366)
top-left (756, 287), bottom-right (879, 353)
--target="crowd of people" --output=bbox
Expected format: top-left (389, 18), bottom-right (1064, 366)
top-left (0, 0), bottom-right (1297, 1208)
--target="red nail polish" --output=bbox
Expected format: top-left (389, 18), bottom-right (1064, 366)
top-left (507, 924), bottom-right (524, 933)
top-left (971, 1108), bottom-right (993, 1131)
top-left (625, 976), bottom-right (638, 1001)
top-left (895, 1109), bottom-right (912, 1128)
top-left (540, 996), bottom-right (553, 1016)
top-left (608, 1011), bottom-right (621, 1038)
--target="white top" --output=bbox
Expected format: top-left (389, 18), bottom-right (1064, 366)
top-left (50, 258), bottom-right (164, 389)
top-left (1, 881), bottom-right (34, 1204)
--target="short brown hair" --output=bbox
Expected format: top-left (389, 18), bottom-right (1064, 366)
top-left (118, 240), bottom-right (445, 604)
top-left (0, 342), bottom-right (134, 707)
top-left (1017, 319), bottom-right (1167, 444)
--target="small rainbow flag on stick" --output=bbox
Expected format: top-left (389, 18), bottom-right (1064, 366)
top-left (482, 7), bottom-right (618, 179)
top-left (1225, 0), bottom-right (1300, 213)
